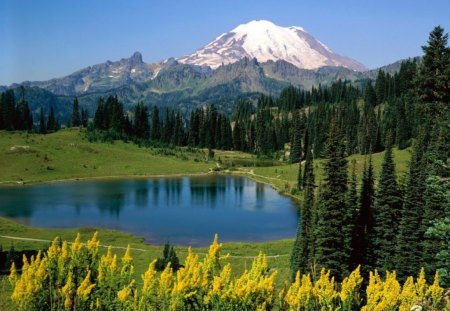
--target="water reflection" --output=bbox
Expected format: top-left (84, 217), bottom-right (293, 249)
top-left (0, 175), bottom-right (298, 246)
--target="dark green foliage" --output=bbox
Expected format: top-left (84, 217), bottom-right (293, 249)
top-left (344, 161), bottom-right (357, 272)
top-left (71, 98), bottom-right (81, 127)
top-left (350, 157), bottom-right (375, 274)
top-left (314, 120), bottom-right (349, 278)
top-left (291, 148), bottom-right (315, 278)
top-left (416, 26), bottom-right (450, 118)
top-left (155, 241), bottom-right (181, 272)
top-left (426, 217), bottom-right (450, 288)
top-left (396, 132), bottom-right (428, 280)
top-left (364, 81), bottom-right (377, 107)
top-left (421, 175), bottom-right (450, 278)
top-left (289, 111), bottom-right (303, 163)
top-left (133, 102), bottom-right (150, 139)
top-left (15, 87), bottom-right (33, 131)
top-left (373, 137), bottom-right (402, 272)
top-left (46, 106), bottom-right (58, 132)
top-left (39, 107), bottom-right (46, 134)
top-left (151, 105), bottom-right (161, 141)
top-left (358, 101), bottom-right (379, 154)
top-left (0, 90), bottom-right (16, 130)
top-left (81, 108), bottom-right (89, 128)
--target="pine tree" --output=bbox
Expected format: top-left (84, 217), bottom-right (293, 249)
top-left (396, 132), bottom-right (427, 280)
top-left (344, 160), bottom-right (357, 272)
top-left (416, 26), bottom-right (450, 118)
top-left (39, 107), bottom-right (46, 134)
top-left (350, 157), bottom-right (375, 274)
top-left (373, 136), bottom-right (402, 272)
top-left (314, 119), bottom-right (349, 279)
top-left (133, 102), bottom-right (150, 139)
top-left (291, 148), bottom-right (315, 278)
top-left (290, 111), bottom-right (302, 163)
top-left (81, 109), bottom-right (89, 128)
top-left (364, 81), bottom-right (377, 107)
top-left (296, 158), bottom-right (302, 191)
top-left (71, 98), bottom-right (81, 127)
top-left (150, 106), bottom-right (161, 141)
top-left (421, 175), bottom-right (450, 278)
top-left (15, 87), bottom-right (33, 131)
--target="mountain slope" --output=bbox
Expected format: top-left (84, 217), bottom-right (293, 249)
top-left (15, 52), bottom-right (161, 96)
top-left (178, 20), bottom-right (366, 71)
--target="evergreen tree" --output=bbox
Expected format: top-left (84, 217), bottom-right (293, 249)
top-left (150, 106), bottom-right (161, 141)
top-left (133, 102), bottom-right (150, 139)
top-left (421, 175), bottom-right (450, 278)
top-left (373, 136), bottom-right (402, 271)
top-left (416, 26), bottom-right (450, 119)
top-left (15, 86), bottom-right (33, 131)
top-left (71, 98), bottom-right (81, 127)
top-left (314, 119), bottom-right (349, 278)
top-left (290, 111), bottom-right (302, 163)
top-left (232, 121), bottom-right (243, 151)
top-left (39, 107), bottom-right (46, 134)
top-left (296, 158), bottom-right (302, 191)
top-left (344, 160), bottom-right (357, 272)
top-left (364, 81), bottom-right (377, 107)
top-left (350, 157), bottom-right (375, 274)
top-left (291, 148), bottom-right (315, 278)
top-left (396, 132), bottom-right (427, 280)
top-left (81, 108), bottom-right (89, 128)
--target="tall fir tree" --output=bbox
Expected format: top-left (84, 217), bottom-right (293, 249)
top-left (133, 102), bottom-right (150, 139)
top-left (396, 131), bottom-right (428, 280)
top-left (314, 119), bottom-right (349, 279)
top-left (71, 98), bottom-right (81, 127)
top-left (15, 86), bottom-right (33, 131)
top-left (150, 105), bottom-right (161, 141)
top-left (416, 26), bottom-right (450, 119)
top-left (350, 157), bottom-right (375, 274)
top-left (344, 160), bottom-right (358, 272)
top-left (39, 107), bottom-right (46, 134)
top-left (290, 111), bottom-right (302, 163)
top-left (373, 136), bottom-right (402, 272)
top-left (81, 109), bottom-right (89, 128)
top-left (291, 148), bottom-right (315, 279)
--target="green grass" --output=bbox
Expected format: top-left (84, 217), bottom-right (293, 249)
top-left (0, 129), bottom-right (219, 184)
top-left (230, 147), bottom-right (411, 200)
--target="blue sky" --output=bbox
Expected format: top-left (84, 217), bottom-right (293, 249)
top-left (1, 0), bottom-right (449, 85)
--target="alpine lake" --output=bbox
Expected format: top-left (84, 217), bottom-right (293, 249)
top-left (0, 175), bottom-right (298, 246)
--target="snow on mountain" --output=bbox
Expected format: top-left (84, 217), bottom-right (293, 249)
top-left (178, 20), bottom-right (366, 71)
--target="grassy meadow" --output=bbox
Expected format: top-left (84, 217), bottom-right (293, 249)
top-left (0, 129), bottom-right (414, 309)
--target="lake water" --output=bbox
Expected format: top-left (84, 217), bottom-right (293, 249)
top-left (0, 175), bottom-right (298, 246)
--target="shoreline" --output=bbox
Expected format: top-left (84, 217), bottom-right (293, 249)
top-left (0, 171), bottom-right (215, 187)
top-left (0, 167), bottom-right (301, 204)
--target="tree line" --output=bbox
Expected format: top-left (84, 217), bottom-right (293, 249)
top-left (291, 26), bottom-right (450, 287)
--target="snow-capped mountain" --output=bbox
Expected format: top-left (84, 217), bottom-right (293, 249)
top-left (178, 20), bottom-right (366, 71)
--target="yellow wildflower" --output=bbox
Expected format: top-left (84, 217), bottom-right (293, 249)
top-left (340, 265), bottom-right (363, 308)
top-left (426, 271), bottom-right (444, 307)
top-left (87, 231), bottom-right (100, 254)
top-left (71, 233), bottom-right (83, 253)
top-left (9, 262), bottom-right (17, 285)
top-left (122, 244), bottom-right (133, 265)
top-left (76, 270), bottom-right (95, 300)
top-left (415, 267), bottom-right (428, 301)
top-left (399, 276), bottom-right (417, 311)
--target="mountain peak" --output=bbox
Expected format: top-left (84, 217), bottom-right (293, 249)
top-left (178, 20), bottom-right (366, 71)
top-left (129, 51), bottom-right (143, 64)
